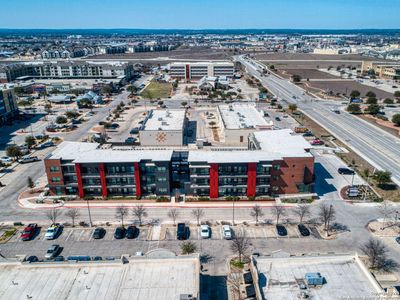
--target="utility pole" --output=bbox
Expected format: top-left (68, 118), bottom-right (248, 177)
top-left (86, 199), bottom-right (93, 227)
top-left (232, 199), bottom-right (235, 226)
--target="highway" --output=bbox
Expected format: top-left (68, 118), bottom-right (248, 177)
top-left (237, 55), bottom-right (400, 186)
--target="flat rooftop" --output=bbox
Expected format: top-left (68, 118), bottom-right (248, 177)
top-left (170, 61), bottom-right (234, 66)
top-left (218, 104), bottom-right (271, 130)
top-left (142, 109), bottom-right (186, 131)
top-left (0, 254), bottom-right (199, 300)
top-left (254, 254), bottom-right (382, 300)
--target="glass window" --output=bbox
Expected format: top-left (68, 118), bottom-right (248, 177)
top-left (273, 165), bottom-right (281, 171)
top-left (157, 177), bottom-right (167, 182)
top-left (51, 177), bottom-right (61, 182)
top-left (50, 166), bottom-right (59, 172)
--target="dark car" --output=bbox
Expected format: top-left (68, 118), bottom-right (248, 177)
top-left (26, 255), bottom-right (39, 263)
top-left (110, 123), bottom-right (120, 129)
top-left (126, 225), bottom-right (138, 239)
top-left (302, 131), bottom-right (313, 137)
top-left (54, 256), bottom-right (65, 262)
top-left (130, 127), bottom-right (140, 134)
top-left (177, 223), bottom-right (188, 240)
top-left (92, 227), bottom-right (106, 239)
top-left (20, 223), bottom-right (38, 241)
top-left (275, 117), bottom-right (281, 121)
top-left (276, 224), bottom-right (287, 236)
top-left (125, 137), bottom-right (137, 144)
top-left (338, 167), bottom-right (355, 175)
top-left (298, 224), bottom-right (310, 237)
top-left (114, 227), bottom-right (126, 239)
top-left (93, 256), bottom-right (103, 261)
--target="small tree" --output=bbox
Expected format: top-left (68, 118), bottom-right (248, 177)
top-left (230, 233), bottom-right (250, 263)
top-left (46, 208), bottom-right (61, 225)
top-left (318, 203), bottom-right (336, 236)
top-left (272, 204), bottom-right (286, 224)
top-left (288, 104), bottom-right (297, 112)
top-left (168, 208), bottom-right (180, 226)
top-left (27, 176), bottom-right (34, 188)
top-left (6, 145), bottom-right (22, 160)
top-left (346, 103), bottom-right (361, 114)
top-left (366, 97), bottom-right (377, 104)
top-left (65, 110), bottom-right (79, 119)
top-left (56, 116), bottom-right (68, 124)
top-left (383, 98), bottom-right (394, 104)
top-left (181, 101), bottom-right (188, 107)
top-left (132, 204), bottom-right (148, 226)
top-left (373, 170), bottom-right (392, 186)
top-left (291, 74), bottom-right (302, 83)
top-left (25, 136), bottom-right (36, 149)
top-left (360, 238), bottom-right (398, 271)
top-left (395, 91), bottom-right (400, 98)
top-left (181, 241), bottom-right (197, 254)
top-left (366, 91), bottom-right (376, 98)
top-left (392, 114), bottom-right (400, 126)
top-left (191, 208), bottom-right (205, 226)
top-left (366, 104), bottom-right (380, 115)
top-left (294, 204), bottom-right (311, 224)
top-left (65, 208), bottom-right (80, 227)
top-left (250, 205), bottom-right (264, 225)
top-left (115, 205), bottom-right (128, 227)
top-left (350, 90), bottom-right (361, 99)
top-left (101, 85), bottom-right (112, 95)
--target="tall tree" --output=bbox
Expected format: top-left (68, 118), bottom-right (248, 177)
top-left (115, 205), bottom-right (128, 227)
top-left (294, 204), bottom-right (311, 224)
top-left (46, 208), bottom-right (61, 225)
top-left (132, 204), bottom-right (148, 226)
top-left (191, 208), bottom-right (205, 226)
top-left (318, 203), bottom-right (336, 236)
top-left (65, 208), bottom-right (80, 227)
top-left (230, 233), bottom-right (250, 263)
top-left (272, 205), bottom-right (286, 225)
top-left (168, 208), bottom-right (180, 226)
top-left (250, 205), bottom-right (264, 225)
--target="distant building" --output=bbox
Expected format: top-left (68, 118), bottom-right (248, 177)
top-left (139, 109), bottom-right (187, 146)
top-left (77, 91), bottom-right (103, 105)
top-left (169, 61), bottom-right (235, 80)
top-left (216, 103), bottom-right (274, 145)
top-left (128, 43), bottom-right (174, 53)
top-left (99, 44), bottom-right (128, 54)
top-left (0, 88), bottom-right (18, 126)
top-left (361, 61), bottom-right (400, 79)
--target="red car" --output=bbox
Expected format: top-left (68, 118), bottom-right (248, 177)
top-left (20, 223), bottom-right (37, 241)
top-left (310, 139), bottom-right (324, 146)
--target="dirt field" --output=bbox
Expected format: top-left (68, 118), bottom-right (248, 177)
top-left (90, 46), bottom-right (232, 60)
top-left (255, 52), bottom-right (378, 61)
top-left (278, 69), bottom-right (339, 79)
top-left (303, 80), bottom-right (394, 98)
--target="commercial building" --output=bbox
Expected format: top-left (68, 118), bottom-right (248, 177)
top-left (169, 61), bottom-right (234, 80)
top-left (0, 61), bottom-right (134, 82)
top-left (44, 129), bottom-right (314, 199)
top-left (217, 104), bottom-right (274, 145)
top-left (250, 253), bottom-right (383, 300)
top-left (139, 109), bottom-right (187, 146)
top-left (0, 250), bottom-right (200, 300)
top-left (0, 88), bottom-right (18, 126)
top-left (361, 61), bottom-right (400, 79)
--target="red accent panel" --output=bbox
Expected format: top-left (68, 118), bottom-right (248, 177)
top-left (247, 163), bottom-right (257, 197)
top-left (209, 163), bottom-right (219, 199)
top-left (134, 162), bottom-right (141, 197)
top-left (185, 64), bottom-right (190, 80)
top-left (75, 163), bottom-right (84, 198)
top-left (100, 163), bottom-right (107, 198)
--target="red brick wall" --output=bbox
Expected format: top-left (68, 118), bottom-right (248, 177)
top-left (270, 157), bottom-right (314, 194)
top-left (44, 159), bottom-right (64, 195)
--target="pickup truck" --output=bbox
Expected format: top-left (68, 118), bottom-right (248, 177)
top-left (20, 223), bottom-right (38, 241)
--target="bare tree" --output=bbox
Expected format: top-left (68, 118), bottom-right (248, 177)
top-left (379, 200), bottom-right (394, 230)
top-left (272, 205), bottom-right (286, 224)
top-left (65, 208), bottom-right (80, 227)
top-left (191, 208), bottom-right (205, 226)
top-left (293, 204), bottom-right (311, 224)
top-left (115, 205), bottom-right (128, 227)
top-left (250, 205), bottom-right (264, 225)
top-left (226, 270), bottom-right (243, 300)
top-left (132, 204), bottom-right (148, 226)
top-left (360, 238), bottom-right (398, 271)
top-left (230, 233), bottom-right (250, 263)
top-left (46, 208), bottom-right (62, 225)
top-left (318, 203), bottom-right (336, 236)
top-left (168, 208), bottom-right (180, 226)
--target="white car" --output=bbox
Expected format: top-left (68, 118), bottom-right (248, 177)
top-left (222, 225), bottom-right (232, 240)
top-left (200, 225), bottom-right (210, 239)
top-left (18, 155), bottom-right (39, 164)
top-left (45, 224), bottom-right (62, 240)
top-left (0, 156), bottom-right (12, 164)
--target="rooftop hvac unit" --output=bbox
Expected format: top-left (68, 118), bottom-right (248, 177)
top-left (162, 121), bottom-right (168, 126)
top-left (158, 117), bottom-right (163, 121)
top-left (179, 295), bottom-right (195, 300)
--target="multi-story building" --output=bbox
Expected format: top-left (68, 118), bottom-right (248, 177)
top-left (361, 61), bottom-right (400, 79)
top-left (169, 61), bottom-right (235, 80)
top-left (0, 88), bottom-right (18, 126)
top-left (44, 129), bottom-right (314, 199)
top-left (139, 109), bottom-right (187, 146)
top-left (0, 61), bottom-right (134, 82)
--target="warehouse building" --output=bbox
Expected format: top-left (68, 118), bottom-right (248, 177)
top-left (217, 103), bottom-right (274, 145)
top-left (139, 109), bottom-right (187, 146)
top-left (44, 129), bottom-right (314, 199)
top-left (169, 61), bottom-right (234, 81)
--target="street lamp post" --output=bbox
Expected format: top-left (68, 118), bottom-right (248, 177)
top-left (232, 199), bottom-right (235, 226)
top-left (86, 199), bottom-right (93, 227)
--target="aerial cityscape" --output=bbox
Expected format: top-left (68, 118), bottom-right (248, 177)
top-left (1, 1), bottom-right (400, 300)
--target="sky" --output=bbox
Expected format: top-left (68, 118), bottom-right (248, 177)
top-left (0, 0), bottom-right (399, 29)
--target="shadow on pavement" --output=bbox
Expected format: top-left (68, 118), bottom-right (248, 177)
top-left (313, 162), bottom-right (337, 197)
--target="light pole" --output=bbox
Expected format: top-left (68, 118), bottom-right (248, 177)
top-left (232, 199), bottom-right (235, 226)
top-left (86, 199), bottom-right (93, 227)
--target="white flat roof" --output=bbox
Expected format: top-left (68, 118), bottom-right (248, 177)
top-left (74, 149), bottom-right (173, 163)
top-left (188, 149), bottom-right (278, 163)
top-left (254, 254), bottom-right (382, 300)
top-left (218, 104), bottom-right (271, 129)
top-left (142, 109), bottom-right (186, 131)
top-left (170, 61), bottom-right (234, 66)
top-left (253, 129), bottom-right (312, 157)
top-left (0, 256), bottom-right (199, 300)
top-left (48, 141), bottom-right (99, 160)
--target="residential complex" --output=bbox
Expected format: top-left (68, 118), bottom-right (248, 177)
top-left (0, 88), bottom-right (18, 126)
top-left (44, 129), bottom-right (314, 199)
top-left (169, 61), bottom-right (235, 80)
top-left (361, 61), bottom-right (400, 79)
top-left (0, 61), bottom-right (134, 82)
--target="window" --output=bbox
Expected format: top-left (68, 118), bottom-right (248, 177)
top-left (273, 165), bottom-right (281, 171)
top-left (157, 177), bottom-right (167, 182)
top-left (51, 177), bottom-right (61, 183)
top-left (157, 167), bottom-right (167, 172)
top-left (240, 136), bottom-right (244, 143)
top-left (55, 187), bottom-right (62, 196)
top-left (50, 166), bottom-right (60, 172)
top-left (158, 188), bottom-right (168, 193)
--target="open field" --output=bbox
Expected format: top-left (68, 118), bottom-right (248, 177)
top-left (278, 68), bottom-right (339, 79)
top-left (140, 80), bottom-right (172, 99)
top-left (256, 52), bottom-right (379, 61)
top-left (90, 46), bottom-right (233, 60)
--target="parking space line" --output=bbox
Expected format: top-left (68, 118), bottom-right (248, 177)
top-left (65, 230), bottom-right (73, 241)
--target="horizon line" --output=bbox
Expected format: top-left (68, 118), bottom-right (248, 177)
top-left (0, 28), bottom-right (400, 31)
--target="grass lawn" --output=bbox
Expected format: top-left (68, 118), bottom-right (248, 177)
top-left (140, 81), bottom-right (172, 99)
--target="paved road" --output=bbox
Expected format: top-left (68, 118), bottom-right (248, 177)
top-left (236, 55), bottom-right (400, 185)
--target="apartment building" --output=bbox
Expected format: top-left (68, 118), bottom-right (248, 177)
top-left (0, 61), bottom-right (134, 82)
top-left (44, 129), bottom-right (314, 199)
top-left (0, 88), bottom-right (18, 126)
top-left (361, 61), bottom-right (400, 79)
top-left (169, 61), bottom-right (234, 80)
